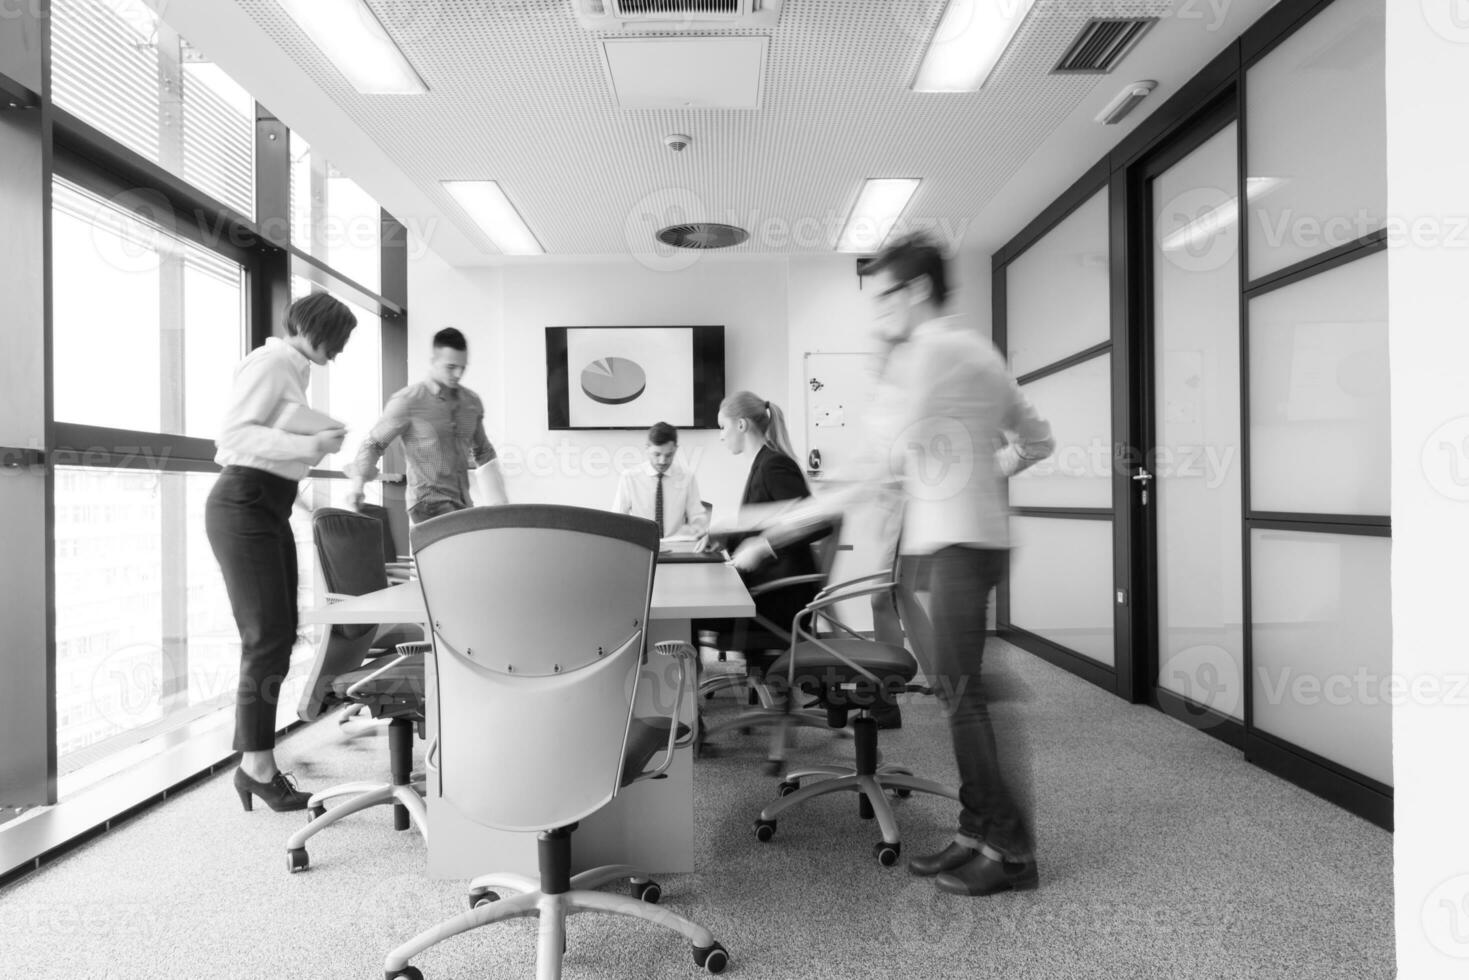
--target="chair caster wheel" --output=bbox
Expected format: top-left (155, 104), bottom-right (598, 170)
top-left (468, 887), bottom-right (500, 909)
top-left (307, 804), bottom-right (326, 821)
top-left (754, 819), bottom-right (777, 843)
top-left (873, 841), bottom-right (901, 867)
top-left (693, 941), bottom-right (728, 974)
top-left (287, 847), bottom-right (309, 873)
top-left (386, 967), bottom-right (423, 980)
top-left (892, 787), bottom-right (913, 799)
top-left (776, 780), bottom-right (799, 797)
top-left (633, 880), bottom-right (662, 903)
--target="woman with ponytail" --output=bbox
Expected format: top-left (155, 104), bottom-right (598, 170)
top-left (708, 390), bottom-right (824, 645)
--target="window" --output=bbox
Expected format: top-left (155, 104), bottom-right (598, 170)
top-left (52, 178), bottom-right (245, 438)
top-left (51, 0), bottom-right (256, 219)
top-left (290, 135), bottom-right (382, 292)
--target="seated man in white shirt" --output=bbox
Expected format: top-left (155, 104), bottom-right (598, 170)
top-left (612, 422), bottom-right (708, 539)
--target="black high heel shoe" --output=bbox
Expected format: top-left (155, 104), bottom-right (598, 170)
top-left (234, 768), bottom-right (311, 812)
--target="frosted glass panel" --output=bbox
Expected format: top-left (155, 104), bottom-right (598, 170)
top-left (1246, 0), bottom-right (1385, 279)
top-left (1152, 122), bottom-right (1244, 720)
top-left (1007, 516), bottom-right (1113, 665)
top-left (1249, 251), bottom-right (1389, 515)
top-left (1009, 355), bottom-right (1111, 509)
top-left (1250, 529), bottom-right (1392, 786)
top-left (1006, 188), bottom-right (1109, 376)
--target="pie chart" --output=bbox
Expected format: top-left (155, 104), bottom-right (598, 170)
top-left (580, 356), bottom-right (647, 405)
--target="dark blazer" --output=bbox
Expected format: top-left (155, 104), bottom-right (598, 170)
top-left (727, 445), bottom-right (823, 644)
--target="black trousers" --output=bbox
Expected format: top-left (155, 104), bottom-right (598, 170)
top-left (901, 546), bottom-right (1033, 859)
top-left (205, 466), bottom-right (300, 753)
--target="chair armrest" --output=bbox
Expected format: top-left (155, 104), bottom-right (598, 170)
top-left (746, 573), bottom-right (825, 598)
top-left (628, 640), bottom-right (696, 783)
top-left (813, 572), bottom-right (895, 603)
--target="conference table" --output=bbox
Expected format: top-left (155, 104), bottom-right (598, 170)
top-left (300, 560), bottom-right (754, 879)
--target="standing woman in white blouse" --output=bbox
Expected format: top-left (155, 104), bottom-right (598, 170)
top-left (206, 293), bottom-right (357, 812)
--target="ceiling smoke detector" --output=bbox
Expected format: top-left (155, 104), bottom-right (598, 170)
top-left (656, 223), bottom-right (749, 249)
top-left (664, 133), bottom-right (692, 152)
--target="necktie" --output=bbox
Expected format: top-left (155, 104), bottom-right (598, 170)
top-left (655, 472), bottom-right (665, 534)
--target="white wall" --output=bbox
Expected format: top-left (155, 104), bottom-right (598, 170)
top-left (1387, 5), bottom-right (1469, 977)
top-left (494, 258), bottom-right (788, 520)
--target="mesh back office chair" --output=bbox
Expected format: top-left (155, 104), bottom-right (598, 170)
top-left (751, 560), bottom-right (959, 866)
top-left (383, 505), bottom-right (729, 980)
top-left (286, 508), bottom-right (429, 872)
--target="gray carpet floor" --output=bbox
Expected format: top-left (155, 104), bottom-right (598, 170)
top-left (0, 640), bottom-right (1393, 979)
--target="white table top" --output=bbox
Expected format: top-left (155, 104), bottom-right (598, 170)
top-left (301, 559), bottom-right (754, 625)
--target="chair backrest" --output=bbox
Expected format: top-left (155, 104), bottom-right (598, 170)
top-left (411, 504), bottom-right (659, 833)
top-left (357, 502), bottom-right (400, 564)
top-left (314, 508), bottom-right (391, 598)
top-left (809, 516), bottom-right (845, 579)
top-left (297, 508), bottom-right (393, 722)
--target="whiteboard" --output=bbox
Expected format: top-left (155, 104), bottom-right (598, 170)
top-left (803, 352), bottom-right (886, 632)
top-left (803, 351), bottom-right (878, 482)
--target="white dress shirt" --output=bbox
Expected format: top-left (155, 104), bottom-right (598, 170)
top-left (881, 317), bottom-right (1054, 553)
top-left (213, 337), bottom-right (329, 481)
top-left (612, 460), bottom-right (707, 537)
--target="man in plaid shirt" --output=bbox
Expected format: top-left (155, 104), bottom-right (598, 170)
top-left (347, 327), bottom-right (508, 523)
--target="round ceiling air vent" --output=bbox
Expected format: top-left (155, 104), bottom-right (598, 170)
top-left (656, 223), bottom-right (750, 250)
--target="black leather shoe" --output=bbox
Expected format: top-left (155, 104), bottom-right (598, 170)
top-left (908, 841), bottom-right (979, 877)
top-left (935, 852), bottom-right (1038, 896)
top-left (234, 768), bottom-right (311, 812)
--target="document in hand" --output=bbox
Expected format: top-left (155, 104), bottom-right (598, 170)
top-left (272, 401), bottom-right (345, 435)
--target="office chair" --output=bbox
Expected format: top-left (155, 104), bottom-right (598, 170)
top-left (696, 520), bottom-right (846, 759)
top-left (359, 501), bottom-right (415, 583)
top-left (285, 508), bottom-right (429, 872)
top-left (334, 502), bottom-right (414, 733)
top-left (751, 561), bottom-right (959, 866)
top-left (383, 505), bottom-right (729, 980)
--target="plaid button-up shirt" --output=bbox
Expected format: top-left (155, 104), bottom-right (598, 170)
top-left (351, 377), bottom-right (497, 514)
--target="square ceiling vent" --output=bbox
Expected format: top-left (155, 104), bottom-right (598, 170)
top-left (601, 36), bottom-right (768, 109)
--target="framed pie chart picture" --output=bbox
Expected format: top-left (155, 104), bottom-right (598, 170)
top-left (546, 325), bottom-right (725, 429)
top-left (580, 356), bottom-right (647, 405)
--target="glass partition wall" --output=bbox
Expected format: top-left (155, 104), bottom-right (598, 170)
top-left (993, 0), bottom-right (1390, 826)
top-left (1001, 188), bottom-right (1118, 676)
top-left (0, 0), bottom-right (410, 834)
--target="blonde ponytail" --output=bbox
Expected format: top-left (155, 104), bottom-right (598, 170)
top-left (720, 390), bottom-right (798, 461)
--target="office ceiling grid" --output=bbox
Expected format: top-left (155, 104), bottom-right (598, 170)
top-left (233, 0), bottom-right (1182, 256)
